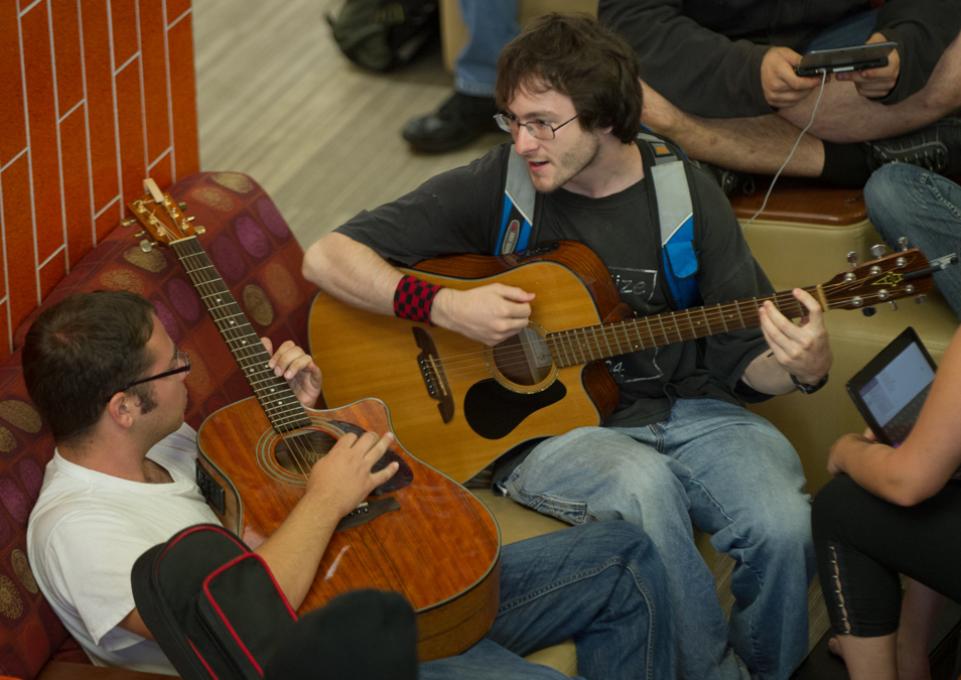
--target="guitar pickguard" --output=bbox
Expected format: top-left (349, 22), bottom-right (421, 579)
top-left (464, 378), bottom-right (567, 439)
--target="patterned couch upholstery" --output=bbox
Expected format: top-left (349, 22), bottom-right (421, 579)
top-left (0, 172), bottom-right (316, 679)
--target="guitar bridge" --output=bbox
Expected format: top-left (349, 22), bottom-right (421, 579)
top-left (413, 327), bottom-right (454, 423)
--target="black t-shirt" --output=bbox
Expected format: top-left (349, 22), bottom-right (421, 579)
top-left (337, 143), bottom-right (773, 427)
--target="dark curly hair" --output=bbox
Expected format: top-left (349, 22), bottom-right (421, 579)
top-left (495, 13), bottom-right (643, 143)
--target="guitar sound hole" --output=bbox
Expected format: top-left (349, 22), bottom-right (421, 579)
top-left (275, 430), bottom-right (337, 473)
top-left (493, 327), bottom-right (553, 386)
top-left (273, 425), bottom-right (414, 494)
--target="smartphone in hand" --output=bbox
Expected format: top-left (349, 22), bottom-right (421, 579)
top-left (795, 41), bottom-right (897, 77)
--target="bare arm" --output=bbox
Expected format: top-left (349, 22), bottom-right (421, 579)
top-left (828, 326), bottom-right (961, 506)
top-left (303, 232), bottom-right (404, 316)
top-left (303, 232), bottom-right (534, 346)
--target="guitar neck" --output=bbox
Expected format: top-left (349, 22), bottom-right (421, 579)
top-left (171, 237), bottom-right (310, 432)
top-left (547, 287), bottom-right (815, 367)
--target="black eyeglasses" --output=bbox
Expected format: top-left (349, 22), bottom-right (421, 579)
top-left (493, 113), bottom-right (579, 140)
top-left (119, 350), bottom-right (191, 392)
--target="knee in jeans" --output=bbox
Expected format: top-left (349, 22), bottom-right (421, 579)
top-left (865, 163), bottom-right (922, 226)
top-left (751, 495), bottom-right (812, 552)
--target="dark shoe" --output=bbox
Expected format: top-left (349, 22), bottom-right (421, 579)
top-left (867, 117), bottom-right (961, 175)
top-left (401, 92), bottom-right (500, 153)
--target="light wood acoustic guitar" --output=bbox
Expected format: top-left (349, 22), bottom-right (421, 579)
top-left (127, 180), bottom-right (500, 661)
top-left (309, 240), bottom-right (949, 483)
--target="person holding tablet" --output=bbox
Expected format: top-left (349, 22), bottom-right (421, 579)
top-left (811, 325), bottom-right (961, 680)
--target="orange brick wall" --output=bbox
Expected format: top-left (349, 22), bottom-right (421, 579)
top-left (0, 0), bottom-right (199, 360)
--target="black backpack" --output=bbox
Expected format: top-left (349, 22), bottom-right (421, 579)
top-left (326, 0), bottom-right (439, 71)
top-left (131, 524), bottom-right (418, 679)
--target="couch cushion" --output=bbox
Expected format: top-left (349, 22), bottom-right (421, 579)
top-left (0, 172), bottom-right (316, 678)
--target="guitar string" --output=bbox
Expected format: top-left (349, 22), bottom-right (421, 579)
top-left (175, 241), bottom-right (317, 481)
top-left (373, 280), bottom-right (908, 383)
top-left (185, 259), bottom-right (317, 480)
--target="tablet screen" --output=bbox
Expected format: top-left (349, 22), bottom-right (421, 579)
top-left (847, 327), bottom-right (937, 446)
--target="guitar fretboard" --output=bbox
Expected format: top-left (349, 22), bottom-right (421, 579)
top-left (171, 237), bottom-right (310, 432)
top-left (545, 290), bottom-right (812, 367)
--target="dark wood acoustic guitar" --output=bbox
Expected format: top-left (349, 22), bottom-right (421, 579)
top-left (127, 180), bottom-right (500, 661)
top-left (309, 240), bottom-right (948, 483)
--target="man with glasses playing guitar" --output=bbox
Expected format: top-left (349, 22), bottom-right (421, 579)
top-left (23, 289), bottom-right (676, 678)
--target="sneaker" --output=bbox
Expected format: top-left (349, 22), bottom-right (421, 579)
top-left (401, 92), bottom-right (501, 153)
top-left (867, 117), bottom-right (961, 175)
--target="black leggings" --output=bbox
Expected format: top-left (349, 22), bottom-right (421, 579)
top-left (812, 475), bottom-right (961, 637)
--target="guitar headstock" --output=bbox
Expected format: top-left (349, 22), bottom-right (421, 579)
top-left (821, 247), bottom-right (936, 310)
top-left (124, 178), bottom-right (204, 250)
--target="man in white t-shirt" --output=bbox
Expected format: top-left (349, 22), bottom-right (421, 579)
top-left (23, 290), bottom-right (680, 679)
top-left (24, 291), bottom-right (398, 674)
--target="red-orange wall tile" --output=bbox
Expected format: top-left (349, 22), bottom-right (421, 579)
top-left (148, 150), bottom-right (173, 190)
top-left (140, 0), bottom-right (170, 163)
top-left (95, 199), bottom-right (120, 242)
top-left (0, 1), bottom-right (26, 165)
top-left (22, 2), bottom-right (64, 264)
top-left (0, 300), bottom-right (10, 360)
top-left (110, 0), bottom-right (137, 67)
top-left (52, 0), bottom-right (83, 114)
top-left (39, 249), bottom-right (67, 299)
top-left (2, 157), bottom-right (39, 334)
top-left (115, 60), bottom-right (146, 210)
top-left (60, 106), bottom-right (94, 264)
top-left (168, 12), bottom-right (198, 179)
top-left (81, 0), bottom-right (120, 210)
top-left (167, 0), bottom-right (191, 24)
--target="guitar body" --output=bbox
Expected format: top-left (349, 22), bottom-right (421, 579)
top-left (309, 242), bottom-right (626, 482)
top-left (196, 396), bottom-right (501, 661)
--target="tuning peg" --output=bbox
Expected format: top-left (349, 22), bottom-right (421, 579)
top-left (846, 251), bottom-right (858, 267)
top-left (139, 239), bottom-right (156, 253)
top-left (195, 225), bottom-right (207, 235)
top-left (870, 243), bottom-right (888, 258)
top-left (178, 202), bottom-right (187, 211)
top-left (915, 294), bottom-right (927, 305)
top-left (134, 230), bottom-right (146, 238)
top-left (186, 215), bottom-right (196, 222)
top-left (861, 306), bottom-right (876, 317)
top-left (897, 236), bottom-right (909, 251)
top-left (121, 217), bottom-right (137, 228)
top-left (888, 300), bottom-right (898, 311)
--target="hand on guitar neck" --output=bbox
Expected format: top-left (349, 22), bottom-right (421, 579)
top-left (745, 287), bottom-right (832, 394)
top-left (261, 337), bottom-right (323, 407)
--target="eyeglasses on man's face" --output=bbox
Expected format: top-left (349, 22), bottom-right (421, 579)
top-left (119, 349), bottom-right (191, 392)
top-left (493, 112), bottom-right (579, 140)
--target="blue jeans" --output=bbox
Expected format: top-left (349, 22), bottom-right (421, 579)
top-left (864, 163), bottom-right (961, 319)
top-left (503, 398), bottom-right (814, 680)
top-left (420, 521), bottom-right (675, 680)
top-left (455, 0), bottom-right (518, 97)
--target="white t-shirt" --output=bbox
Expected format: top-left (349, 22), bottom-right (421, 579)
top-left (26, 424), bottom-right (220, 675)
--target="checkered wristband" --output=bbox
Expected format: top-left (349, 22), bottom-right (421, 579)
top-left (393, 274), bottom-right (442, 324)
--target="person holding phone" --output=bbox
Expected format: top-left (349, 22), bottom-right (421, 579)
top-left (600, 0), bottom-right (961, 186)
top-left (811, 325), bottom-right (961, 680)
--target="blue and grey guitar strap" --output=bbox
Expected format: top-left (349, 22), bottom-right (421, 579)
top-left (494, 131), bottom-right (701, 309)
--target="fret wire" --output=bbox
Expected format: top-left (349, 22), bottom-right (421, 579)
top-left (171, 241), bottom-right (309, 430)
top-left (588, 326), bottom-right (604, 361)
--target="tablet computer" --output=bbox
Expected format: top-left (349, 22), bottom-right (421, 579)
top-left (796, 41), bottom-right (897, 77)
top-left (846, 327), bottom-right (937, 446)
